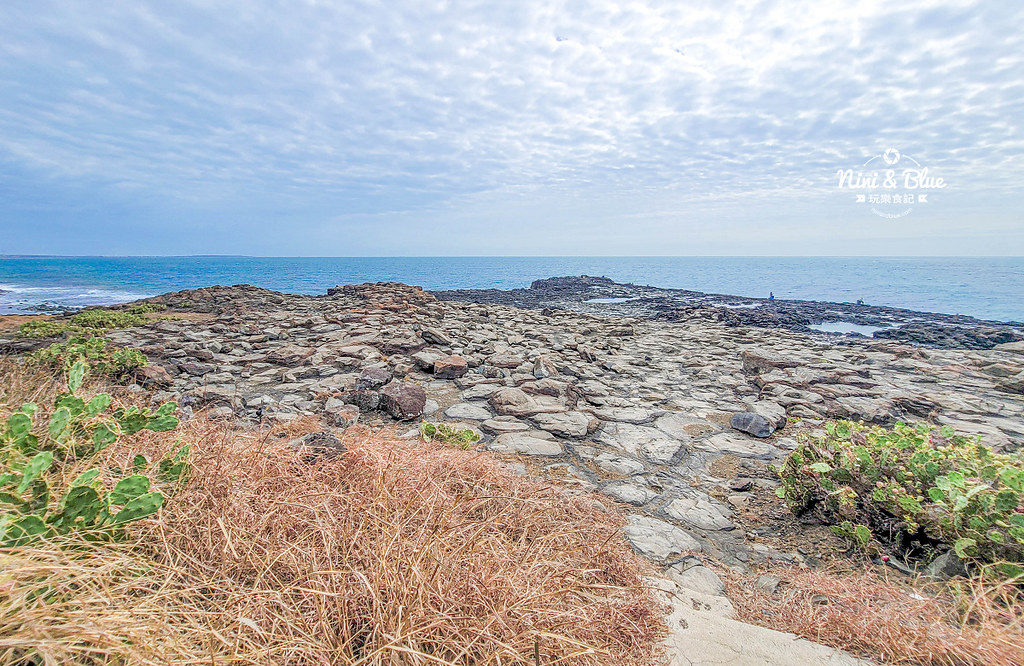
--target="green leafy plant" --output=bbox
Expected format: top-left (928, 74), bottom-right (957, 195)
top-left (126, 303), bottom-right (167, 314)
top-left (420, 422), bottom-right (481, 450)
top-left (68, 309), bottom-right (146, 331)
top-left (30, 336), bottom-right (147, 378)
top-left (17, 307), bottom-right (151, 340)
top-left (0, 360), bottom-right (189, 547)
top-left (777, 420), bottom-right (1024, 573)
top-left (16, 319), bottom-right (69, 339)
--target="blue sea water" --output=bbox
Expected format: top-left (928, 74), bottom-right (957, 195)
top-left (0, 256), bottom-right (1021, 322)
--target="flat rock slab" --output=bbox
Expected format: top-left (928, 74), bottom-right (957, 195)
top-left (656, 576), bottom-right (867, 666)
top-left (488, 431), bottom-right (564, 456)
top-left (444, 402), bottom-right (492, 420)
top-left (589, 405), bottom-right (659, 423)
top-left (624, 514), bottom-right (702, 560)
top-left (700, 432), bottom-right (778, 460)
top-left (480, 416), bottom-right (531, 434)
top-left (489, 387), bottom-right (565, 416)
top-left (594, 452), bottom-right (646, 476)
top-left (596, 423), bottom-right (684, 463)
top-left (602, 483), bottom-right (657, 506)
top-left (531, 411), bottom-right (595, 438)
top-left (664, 496), bottom-right (736, 531)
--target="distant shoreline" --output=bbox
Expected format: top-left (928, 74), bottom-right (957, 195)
top-left (2, 256), bottom-right (1023, 322)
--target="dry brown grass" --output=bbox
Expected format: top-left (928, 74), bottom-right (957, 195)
top-left (717, 562), bottom-right (1024, 666)
top-left (0, 359), bottom-right (664, 665)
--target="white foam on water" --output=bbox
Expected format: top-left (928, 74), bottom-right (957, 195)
top-left (808, 321), bottom-right (888, 336)
top-left (586, 297), bottom-right (637, 304)
top-left (0, 282), bottom-right (155, 314)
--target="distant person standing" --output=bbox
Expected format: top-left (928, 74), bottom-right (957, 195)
top-left (769, 292), bottom-right (774, 300)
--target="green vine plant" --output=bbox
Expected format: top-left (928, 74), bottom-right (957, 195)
top-left (0, 360), bottom-right (190, 547)
top-left (29, 336), bottom-right (147, 378)
top-left (776, 420), bottom-right (1024, 578)
top-left (420, 422), bottom-right (481, 450)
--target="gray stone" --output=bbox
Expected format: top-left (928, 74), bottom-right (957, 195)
top-left (291, 431), bottom-right (347, 461)
top-left (730, 412), bottom-right (775, 438)
top-left (590, 406), bottom-right (658, 423)
top-left (421, 327), bottom-right (453, 345)
top-left (924, 550), bottom-right (968, 580)
top-left (357, 366), bottom-right (392, 390)
top-left (487, 352), bottom-right (525, 368)
top-left (531, 411), bottom-right (594, 438)
top-left (411, 350), bottom-right (443, 371)
top-left (742, 349), bottom-right (801, 374)
top-left (596, 423), bottom-right (684, 463)
top-left (653, 412), bottom-right (702, 439)
top-left (594, 453), bottom-right (646, 476)
top-left (602, 483), bottom-right (656, 506)
top-left (460, 383), bottom-right (502, 400)
top-left (489, 387), bottom-right (564, 417)
top-left (265, 344), bottom-right (315, 366)
top-left (666, 559), bottom-right (727, 597)
top-left (748, 400), bottom-right (788, 429)
top-left (342, 389), bottom-right (380, 412)
top-left (488, 431), bottom-right (563, 456)
top-left (444, 402), bottom-right (492, 420)
top-left (664, 496), bottom-right (735, 531)
top-left (623, 515), bottom-right (702, 560)
top-left (480, 416), bottom-right (532, 434)
top-left (700, 432), bottom-right (777, 460)
top-left (324, 398), bottom-right (360, 426)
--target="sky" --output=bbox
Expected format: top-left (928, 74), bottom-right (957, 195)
top-left (1, 0), bottom-right (1022, 256)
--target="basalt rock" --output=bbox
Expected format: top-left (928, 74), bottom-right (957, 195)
top-left (379, 381), bottom-right (427, 420)
top-left (730, 412), bottom-right (776, 438)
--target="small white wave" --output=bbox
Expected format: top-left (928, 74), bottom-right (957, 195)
top-left (0, 282), bottom-right (156, 314)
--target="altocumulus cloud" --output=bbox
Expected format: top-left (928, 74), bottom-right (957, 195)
top-left (0, 0), bottom-right (1022, 255)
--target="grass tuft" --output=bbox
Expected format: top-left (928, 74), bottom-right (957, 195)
top-left (0, 359), bottom-right (664, 664)
top-left (717, 562), bottom-right (1024, 666)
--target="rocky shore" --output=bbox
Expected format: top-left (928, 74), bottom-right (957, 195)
top-left (7, 277), bottom-right (1024, 662)
top-left (5, 277), bottom-right (1019, 572)
top-left (438, 276), bottom-right (1024, 349)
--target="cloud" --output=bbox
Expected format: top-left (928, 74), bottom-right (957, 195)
top-left (0, 0), bottom-right (1022, 254)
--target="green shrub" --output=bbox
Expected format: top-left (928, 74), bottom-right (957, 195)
top-left (127, 302), bottom-right (166, 314)
top-left (0, 360), bottom-right (190, 546)
top-left (30, 336), bottom-right (147, 378)
top-left (16, 319), bottom-right (69, 339)
top-left (69, 309), bottom-right (146, 330)
top-left (777, 420), bottom-right (1024, 573)
top-left (420, 422), bottom-right (481, 450)
top-left (16, 308), bottom-right (151, 340)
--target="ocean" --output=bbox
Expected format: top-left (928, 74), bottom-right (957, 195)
top-left (1, 256), bottom-right (1021, 322)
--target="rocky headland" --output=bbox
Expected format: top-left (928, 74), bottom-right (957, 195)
top-left (5, 277), bottom-right (1019, 570)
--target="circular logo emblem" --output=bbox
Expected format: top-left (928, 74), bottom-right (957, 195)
top-left (882, 148), bottom-right (901, 165)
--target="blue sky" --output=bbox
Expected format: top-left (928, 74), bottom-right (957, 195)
top-left (1, 0), bottom-right (1022, 256)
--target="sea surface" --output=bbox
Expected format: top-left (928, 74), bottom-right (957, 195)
top-left (1, 256), bottom-right (1021, 322)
